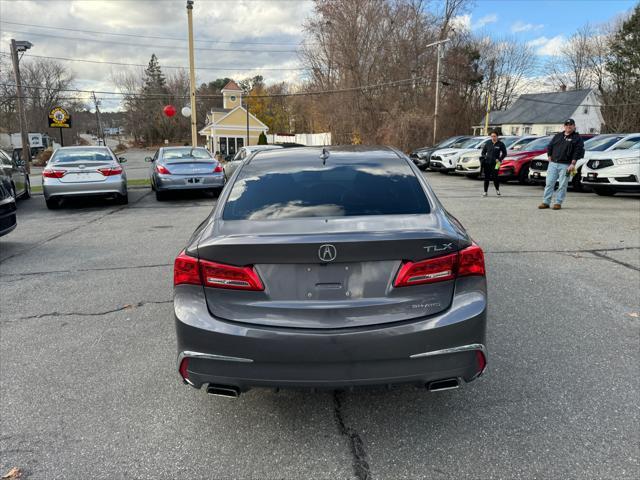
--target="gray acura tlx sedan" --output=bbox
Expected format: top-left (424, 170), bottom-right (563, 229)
top-left (174, 145), bottom-right (487, 397)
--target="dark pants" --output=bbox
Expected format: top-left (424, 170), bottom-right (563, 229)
top-left (482, 162), bottom-right (500, 192)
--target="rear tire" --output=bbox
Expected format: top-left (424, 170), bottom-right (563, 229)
top-left (45, 197), bottom-right (60, 210)
top-left (116, 192), bottom-right (129, 205)
top-left (21, 176), bottom-right (31, 199)
top-left (593, 187), bottom-right (615, 196)
top-left (155, 190), bottom-right (167, 201)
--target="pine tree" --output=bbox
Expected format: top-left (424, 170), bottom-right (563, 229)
top-left (143, 54), bottom-right (168, 94)
top-left (258, 132), bottom-right (268, 145)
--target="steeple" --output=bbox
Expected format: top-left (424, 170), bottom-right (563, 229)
top-left (222, 80), bottom-right (243, 110)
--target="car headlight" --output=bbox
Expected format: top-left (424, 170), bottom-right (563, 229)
top-left (615, 157), bottom-right (640, 165)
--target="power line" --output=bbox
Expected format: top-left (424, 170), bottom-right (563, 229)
top-left (1, 29), bottom-right (299, 53)
top-left (0, 52), bottom-right (309, 72)
top-left (0, 20), bottom-right (309, 46)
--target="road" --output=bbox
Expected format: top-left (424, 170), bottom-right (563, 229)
top-left (1, 173), bottom-right (638, 479)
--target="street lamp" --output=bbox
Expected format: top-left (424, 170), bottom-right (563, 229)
top-left (9, 38), bottom-right (33, 173)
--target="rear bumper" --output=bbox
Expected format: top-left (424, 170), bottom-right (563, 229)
top-left (43, 177), bottom-right (127, 200)
top-left (174, 277), bottom-right (488, 391)
top-left (156, 173), bottom-right (224, 191)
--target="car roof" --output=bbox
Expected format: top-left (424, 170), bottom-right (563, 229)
top-left (57, 146), bottom-right (110, 150)
top-left (246, 145), bottom-right (401, 164)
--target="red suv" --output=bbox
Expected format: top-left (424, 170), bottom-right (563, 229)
top-left (498, 134), bottom-right (595, 184)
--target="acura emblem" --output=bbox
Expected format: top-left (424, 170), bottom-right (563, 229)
top-left (318, 244), bottom-right (337, 262)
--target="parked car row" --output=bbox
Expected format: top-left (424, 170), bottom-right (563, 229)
top-left (412, 133), bottom-right (640, 195)
top-left (0, 148), bottom-right (31, 237)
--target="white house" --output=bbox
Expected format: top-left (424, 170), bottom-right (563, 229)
top-left (473, 89), bottom-right (604, 136)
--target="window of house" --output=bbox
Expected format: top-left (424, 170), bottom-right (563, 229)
top-left (583, 105), bottom-right (588, 114)
top-left (523, 126), bottom-right (532, 134)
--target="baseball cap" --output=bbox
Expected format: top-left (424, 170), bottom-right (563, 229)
top-left (564, 118), bottom-right (575, 125)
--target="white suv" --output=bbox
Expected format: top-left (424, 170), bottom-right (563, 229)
top-left (581, 147), bottom-right (640, 196)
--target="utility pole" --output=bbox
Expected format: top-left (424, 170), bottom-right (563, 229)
top-left (246, 99), bottom-right (250, 146)
top-left (430, 38), bottom-right (450, 145)
top-left (484, 93), bottom-right (492, 135)
top-left (92, 91), bottom-right (103, 145)
top-left (186, 0), bottom-right (198, 147)
top-left (9, 39), bottom-right (33, 174)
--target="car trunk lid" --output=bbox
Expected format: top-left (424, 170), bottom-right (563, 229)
top-left (55, 162), bottom-right (113, 183)
top-left (165, 159), bottom-right (218, 175)
top-left (198, 215), bottom-right (460, 329)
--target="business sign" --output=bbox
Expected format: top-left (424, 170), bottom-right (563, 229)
top-left (28, 133), bottom-right (43, 148)
top-left (48, 106), bottom-right (72, 128)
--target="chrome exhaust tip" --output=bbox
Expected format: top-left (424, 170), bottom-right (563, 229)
top-left (206, 384), bottom-right (240, 398)
top-left (427, 378), bottom-right (460, 392)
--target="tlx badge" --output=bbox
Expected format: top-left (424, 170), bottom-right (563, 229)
top-left (423, 243), bottom-right (453, 253)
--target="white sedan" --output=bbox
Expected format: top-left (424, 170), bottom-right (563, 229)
top-left (581, 147), bottom-right (640, 196)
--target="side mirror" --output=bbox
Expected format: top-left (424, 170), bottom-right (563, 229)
top-left (118, 156), bottom-right (127, 163)
top-left (144, 156), bottom-right (153, 162)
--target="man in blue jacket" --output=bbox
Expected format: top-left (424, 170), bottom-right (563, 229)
top-left (538, 119), bottom-right (585, 210)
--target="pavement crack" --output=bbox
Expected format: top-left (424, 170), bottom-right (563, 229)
top-left (486, 246), bottom-right (639, 255)
top-left (0, 262), bottom-right (171, 278)
top-left (590, 250), bottom-right (640, 272)
top-left (9, 300), bottom-right (172, 323)
top-left (333, 391), bottom-right (371, 480)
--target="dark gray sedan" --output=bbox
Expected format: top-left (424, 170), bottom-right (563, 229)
top-left (147, 147), bottom-right (224, 201)
top-left (174, 146), bottom-right (487, 397)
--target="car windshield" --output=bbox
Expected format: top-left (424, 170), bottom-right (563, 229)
top-left (611, 137), bottom-right (640, 150)
top-left (521, 137), bottom-right (551, 151)
top-left (163, 148), bottom-right (211, 160)
top-left (501, 137), bottom-right (520, 148)
top-left (436, 137), bottom-right (463, 149)
top-left (584, 135), bottom-right (625, 151)
top-left (510, 137), bottom-right (537, 151)
top-left (223, 155), bottom-right (430, 220)
top-left (51, 148), bottom-right (112, 163)
top-left (458, 137), bottom-right (484, 148)
top-left (449, 137), bottom-right (472, 148)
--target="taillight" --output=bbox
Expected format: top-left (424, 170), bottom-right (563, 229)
top-left (174, 251), bottom-right (201, 286)
top-left (173, 251), bottom-right (263, 291)
top-left (394, 253), bottom-right (457, 287)
top-left (213, 164), bottom-right (223, 173)
top-left (156, 164), bottom-right (171, 175)
top-left (42, 168), bottom-right (66, 178)
top-left (98, 165), bottom-right (123, 176)
top-left (200, 259), bottom-right (264, 290)
top-left (476, 350), bottom-right (487, 374)
top-left (458, 243), bottom-right (485, 277)
top-left (394, 243), bottom-right (485, 288)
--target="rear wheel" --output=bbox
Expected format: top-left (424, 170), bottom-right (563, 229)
top-left (45, 197), bottom-right (60, 209)
top-left (116, 192), bottom-right (129, 205)
top-left (593, 187), bottom-right (615, 196)
top-left (21, 176), bottom-right (31, 199)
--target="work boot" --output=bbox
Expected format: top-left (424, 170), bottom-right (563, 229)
top-left (552, 204), bottom-right (562, 210)
top-left (538, 203), bottom-right (550, 209)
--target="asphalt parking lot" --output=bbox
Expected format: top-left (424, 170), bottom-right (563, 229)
top-left (1, 173), bottom-right (638, 479)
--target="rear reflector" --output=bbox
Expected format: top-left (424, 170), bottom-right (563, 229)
top-left (156, 164), bottom-right (171, 175)
top-left (174, 251), bottom-right (264, 291)
top-left (476, 349), bottom-right (487, 374)
top-left (98, 166), bottom-right (123, 176)
top-left (394, 243), bottom-right (485, 288)
top-left (179, 357), bottom-right (190, 382)
top-left (42, 168), bottom-right (66, 178)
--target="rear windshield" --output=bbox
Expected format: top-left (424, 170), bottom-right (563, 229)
top-left (223, 156), bottom-right (430, 220)
top-left (51, 148), bottom-right (112, 163)
top-left (163, 148), bottom-right (211, 160)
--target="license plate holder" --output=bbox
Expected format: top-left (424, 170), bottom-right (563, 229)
top-left (588, 172), bottom-right (597, 180)
top-left (187, 177), bottom-right (202, 184)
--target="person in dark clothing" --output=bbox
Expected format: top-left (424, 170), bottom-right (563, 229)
top-left (480, 131), bottom-right (507, 196)
top-left (538, 118), bottom-right (585, 210)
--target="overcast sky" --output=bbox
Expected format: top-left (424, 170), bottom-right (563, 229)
top-left (0, 0), bottom-right (635, 112)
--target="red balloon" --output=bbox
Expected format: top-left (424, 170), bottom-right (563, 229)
top-left (163, 105), bottom-right (177, 117)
